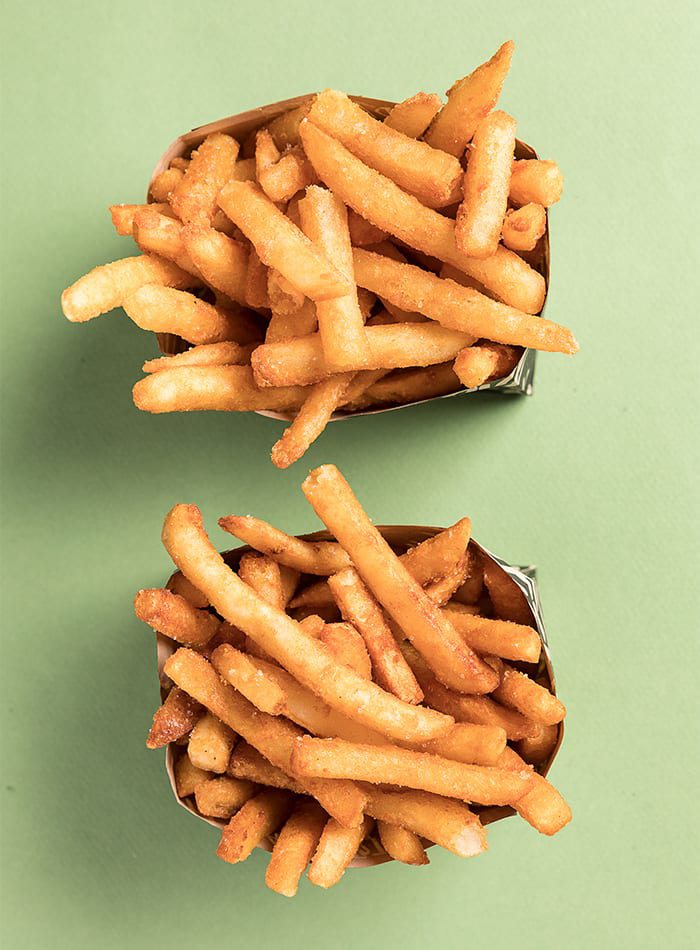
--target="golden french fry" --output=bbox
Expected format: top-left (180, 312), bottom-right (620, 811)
top-left (384, 92), bottom-right (442, 139)
top-left (244, 248), bottom-right (270, 309)
top-left (424, 554), bottom-right (469, 605)
top-left (302, 466), bottom-right (497, 694)
top-left (271, 372), bottom-right (355, 469)
top-left (377, 821), bottom-right (429, 866)
top-left (510, 160), bottom-right (563, 207)
top-left (417, 720), bottom-right (506, 767)
top-left (255, 128), bottom-right (280, 177)
top-left (142, 340), bottom-right (255, 374)
top-left (194, 776), bottom-right (257, 819)
top-left (162, 508), bottom-right (454, 743)
top-left (425, 40), bottom-right (515, 155)
top-left (109, 202), bottom-right (172, 235)
top-left (239, 552), bottom-right (286, 610)
top-left (482, 558), bottom-right (534, 625)
top-left (169, 156), bottom-right (190, 171)
top-left (259, 146), bottom-right (317, 203)
top-left (218, 181), bottom-right (352, 301)
top-left (316, 622), bottom-right (372, 679)
top-left (122, 285), bottom-right (258, 346)
top-left (166, 569), bottom-right (209, 608)
top-left (219, 515), bottom-right (350, 574)
top-left (231, 157), bottom-right (256, 182)
top-left (452, 545), bottom-right (484, 605)
top-left (216, 788), bottom-right (292, 864)
top-left (188, 712), bottom-right (237, 773)
top-left (453, 343), bottom-right (521, 388)
top-left (171, 132), bottom-right (240, 226)
top-left (181, 225), bottom-right (249, 305)
top-left (346, 209), bottom-right (388, 247)
top-left (149, 166), bottom-right (184, 202)
top-left (456, 111), bottom-right (516, 258)
top-left (349, 363), bottom-right (461, 409)
top-left (174, 751), bottom-right (211, 797)
top-left (146, 687), bottom-right (202, 749)
top-left (265, 293), bottom-right (317, 343)
top-left (210, 644), bottom-right (286, 715)
top-left (444, 603), bottom-right (541, 663)
top-left (134, 587), bottom-right (221, 647)
top-left (308, 90), bottom-right (461, 207)
top-left (267, 103), bottom-right (311, 149)
top-left (227, 742), bottom-right (305, 793)
top-left (301, 121), bottom-right (546, 314)
top-left (493, 664), bottom-right (566, 725)
top-left (498, 747), bottom-right (571, 835)
top-left (501, 203), bottom-right (546, 251)
top-left (516, 723), bottom-right (560, 765)
top-left (132, 208), bottom-right (201, 276)
top-left (308, 815), bottom-right (373, 889)
top-left (265, 799), bottom-right (328, 896)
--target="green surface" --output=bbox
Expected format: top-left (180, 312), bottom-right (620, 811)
top-left (1, 2), bottom-right (698, 947)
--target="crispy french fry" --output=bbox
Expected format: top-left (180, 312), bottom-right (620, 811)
top-left (162, 508), bottom-right (454, 743)
top-left (259, 146), bottom-right (317, 203)
top-left (482, 558), bottom-right (534, 625)
top-left (425, 41), bottom-right (515, 155)
top-left (292, 736), bottom-right (533, 805)
top-left (302, 466), bottom-right (497, 694)
top-left (149, 166), bottom-right (184, 202)
top-left (61, 255), bottom-right (194, 323)
top-left (211, 644), bottom-right (286, 714)
top-left (265, 799), bottom-right (328, 896)
top-left (174, 751), bottom-right (211, 797)
top-left (510, 160), bottom-right (563, 207)
top-left (308, 90), bottom-right (461, 207)
top-left (255, 129), bottom-right (281, 177)
top-left (453, 343), bottom-right (521, 388)
top-left (517, 723), bottom-right (560, 765)
top-left (384, 92), bottom-right (442, 138)
top-left (267, 103), bottom-right (312, 150)
top-left (301, 121), bottom-right (546, 314)
top-left (316, 622), bottom-right (372, 679)
top-left (218, 516), bottom-right (351, 574)
top-left (218, 181), bottom-right (352, 301)
top-left (493, 664), bottom-right (566, 725)
top-left (244, 248), bottom-right (270, 309)
top-left (424, 554), bottom-right (469, 606)
top-left (502, 203), bottom-right (546, 251)
top-left (181, 225), bottom-right (249, 304)
top-left (337, 368), bottom-right (389, 407)
top-left (194, 776), bottom-right (257, 819)
top-left (347, 210), bottom-right (388, 247)
top-left (417, 720), bottom-right (506, 767)
top-left (267, 268), bottom-right (306, 314)
top-left (123, 285), bottom-right (259, 346)
top-left (456, 111), bottom-right (516, 258)
top-left (166, 569), bottom-right (209, 608)
top-left (227, 742), bottom-right (305, 793)
top-left (349, 363), bottom-right (461, 409)
top-left (443, 603), bottom-right (541, 663)
top-left (188, 712), bottom-right (237, 773)
top-left (171, 132), bottom-right (240, 226)
top-left (109, 202), bottom-right (172, 235)
top-left (271, 372), bottom-right (355, 469)
top-left (134, 587), bottom-right (221, 647)
top-left (132, 208), bottom-right (201, 276)
top-left (497, 747), bottom-right (571, 835)
top-left (169, 157), bottom-right (190, 171)
top-left (217, 788), bottom-right (292, 864)
top-left (146, 687), bottom-right (202, 748)
top-left (142, 340), bottom-right (255, 374)
top-left (265, 295), bottom-right (317, 343)
top-left (232, 157), bottom-right (256, 182)
top-left (239, 552), bottom-right (286, 610)
top-left (308, 815), bottom-right (373, 889)
top-left (377, 821), bottom-right (429, 866)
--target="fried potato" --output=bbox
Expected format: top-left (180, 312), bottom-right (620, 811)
top-left (510, 160), bottom-right (563, 207)
top-left (181, 225), bottom-right (249, 305)
top-left (210, 644), bottom-right (286, 715)
top-left (244, 248), bottom-right (270, 309)
top-left (166, 569), bottom-right (209, 608)
top-left (147, 687), bottom-right (202, 749)
top-left (316, 622), bottom-right (372, 679)
top-left (259, 146), bottom-right (317, 203)
top-left (132, 208), bottom-right (201, 277)
top-left (227, 742), bottom-right (305, 793)
top-left (231, 157), bottom-right (256, 182)
top-left (171, 132), bottom-right (240, 226)
top-left (497, 747), bottom-right (571, 835)
top-left (377, 821), bottom-right (429, 866)
top-left (109, 202), bottom-right (173, 235)
top-left (142, 340), bottom-right (255, 374)
top-left (255, 128), bottom-right (280, 177)
top-left (266, 102), bottom-right (311, 150)
top-left (188, 712), bottom-right (237, 773)
top-left (149, 166), bottom-right (184, 202)
top-left (516, 723), bottom-right (560, 765)
top-left (174, 751), bottom-right (211, 797)
top-left (194, 776), bottom-right (257, 819)
top-left (453, 343), bottom-right (521, 388)
top-left (482, 559), bottom-right (534, 625)
top-left (346, 209), bottom-right (388, 246)
top-left (134, 587), bottom-right (221, 647)
top-left (217, 788), bottom-right (293, 864)
top-left (265, 294), bottom-right (317, 343)
top-left (383, 92), bottom-right (442, 139)
top-left (501, 203), bottom-right (546, 251)
top-left (239, 552), bottom-right (287, 610)
top-left (493, 664), bottom-right (566, 725)
top-left (308, 815), bottom-right (373, 889)
top-left (350, 363), bottom-right (461, 408)
top-left (271, 372), bottom-right (356, 469)
top-left (265, 800), bottom-right (328, 896)
top-left (443, 603), bottom-right (541, 663)
top-left (218, 515), bottom-right (350, 574)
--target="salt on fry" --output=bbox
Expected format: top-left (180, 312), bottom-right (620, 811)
top-left (210, 644), bottom-right (286, 715)
top-left (239, 552), bottom-right (286, 610)
top-left (259, 146), bottom-right (317, 203)
top-left (227, 742), bottom-right (305, 793)
top-left (492, 664), bottom-right (566, 725)
top-left (134, 587), bottom-right (221, 647)
top-left (383, 92), bottom-right (442, 139)
top-left (443, 603), bottom-right (541, 663)
top-left (188, 712), bottom-right (237, 773)
top-left (149, 166), bottom-right (184, 202)
top-left (146, 687), bottom-right (202, 749)
top-left (307, 815), bottom-right (373, 889)
top-left (194, 776), bottom-right (257, 819)
top-left (377, 821), bottom-right (429, 866)
top-left (171, 132), bottom-right (240, 226)
top-left (265, 800), bottom-right (328, 896)
top-left (218, 516), bottom-right (350, 574)
top-left (316, 622), bottom-right (372, 679)
top-left (216, 788), bottom-right (292, 864)
top-left (244, 248), bottom-right (270, 309)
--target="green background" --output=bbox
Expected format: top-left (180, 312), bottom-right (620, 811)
top-left (2, 1), bottom-right (698, 947)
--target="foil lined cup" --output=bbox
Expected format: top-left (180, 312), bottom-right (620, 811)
top-left (156, 525), bottom-right (563, 868)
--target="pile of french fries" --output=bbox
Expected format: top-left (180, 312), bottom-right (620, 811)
top-left (62, 41), bottom-right (577, 468)
top-left (137, 464), bottom-right (570, 895)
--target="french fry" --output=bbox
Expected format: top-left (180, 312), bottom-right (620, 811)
top-left (169, 156), bottom-right (190, 171)
top-left (443, 603), bottom-right (541, 663)
top-left (316, 622), bottom-right (372, 679)
top-left (301, 121), bottom-right (546, 314)
top-left (349, 363), bottom-right (461, 408)
top-left (510, 160), bottom-right (563, 207)
top-left (109, 202), bottom-right (172, 235)
top-left (133, 365), bottom-right (308, 414)
top-left (188, 712), bottom-right (237, 773)
top-left (308, 815), bottom-right (373, 889)
top-left (218, 516), bottom-right (351, 575)
top-left (146, 687), bottom-right (202, 748)
top-left (162, 508), bottom-right (454, 743)
top-left (384, 92), bottom-right (442, 139)
top-left (255, 128), bottom-right (280, 177)
top-left (251, 323), bottom-right (475, 388)
top-left (267, 103), bottom-right (311, 150)
top-left (453, 343), bottom-right (521, 388)
top-left (142, 340), bottom-right (255, 374)
top-left (292, 736), bottom-right (533, 806)
top-left (424, 555), bottom-right (469, 606)
top-left (232, 157), bottom-right (256, 182)
top-left (353, 249), bottom-right (576, 354)
top-left (132, 208), bottom-right (201, 277)
top-left (227, 742), bottom-right (305, 794)
top-left (347, 209), bottom-right (388, 247)
top-left (298, 186), bottom-right (371, 371)
top-left (302, 466), bottom-right (497, 694)
top-left (181, 225), bottom-right (249, 305)
top-left (265, 799), bottom-right (328, 896)
top-left (210, 644), bottom-right (286, 715)
top-left (271, 372), bottom-right (355, 469)
top-left (259, 146), bottom-right (317, 203)
top-left (239, 552), bottom-right (286, 609)
top-left (482, 558), bottom-right (534, 625)
top-left (308, 90), bottom-right (462, 208)
top-left (456, 111), bottom-right (516, 258)
top-left (363, 787), bottom-right (486, 858)
top-left (216, 788), bottom-right (292, 864)
top-left (425, 40), bottom-right (515, 155)
top-left (174, 751), bottom-right (211, 797)
top-left (123, 285), bottom-right (259, 346)
top-left (244, 248), bottom-right (270, 309)
top-left (417, 720), bottom-right (506, 767)
top-left (265, 295), bottom-right (317, 343)
top-left (377, 821), bottom-right (429, 866)
top-left (517, 723), bottom-right (560, 765)
top-left (501, 203), bottom-right (546, 252)
top-left (217, 181), bottom-right (352, 301)
top-left (171, 132), bottom-right (240, 226)
top-left (327, 568), bottom-right (423, 704)
top-left (493, 664), bottom-right (566, 725)
top-left (134, 587), bottom-right (221, 647)
top-left (194, 776), bottom-right (257, 819)
top-left (61, 255), bottom-right (194, 323)
top-left (166, 569), bottom-right (209, 608)
top-left (149, 166), bottom-right (184, 202)
top-left (497, 747), bottom-right (571, 835)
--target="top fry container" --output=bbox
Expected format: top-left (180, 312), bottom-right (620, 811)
top-left (149, 94), bottom-right (550, 420)
top-left (155, 525), bottom-right (563, 868)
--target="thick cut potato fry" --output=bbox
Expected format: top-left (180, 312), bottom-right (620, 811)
top-left (174, 752), bottom-right (211, 797)
top-left (194, 776), bottom-right (257, 819)
top-left (292, 736), bottom-right (533, 805)
top-left (150, 166), bottom-right (184, 202)
top-left (316, 622), bottom-right (372, 679)
top-left (377, 821), bottom-right (429, 866)
top-left (302, 466), bottom-right (497, 694)
top-left (502, 203), bottom-right (546, 251)
top-left (162, 507), bottom-right (454, 743)
top-left (232, 157), bottom-right (256, 182)
top-left (417, 720), bottom-right (506, 767)
top-left (347, 210), bottom-right (388, 247)
top-left (517, 723), bottom-right (560, 765)
top-left (259, 146), bottom-right (317, 203)
top-left (498, 747), bottom-right (571, 835)
top-left (227, 742), bottom-right (305, 794)
top-left (328, 568), bottom-right (423, 704)
top-left (301, 121), bottom-right (546, 314)
top-left (363, 787), bottom-right (486, 858)
top-left (147, 687), bottom-right (202, 748)
top-left (452, 546), bottom-right (484, 605)
top-left (171, 133), bottom-right (240, 226)
top-left (265, 800), bottom-right (328, 896)
top-left (211, 644), bottom-right (286, 715)
top-left (251, 323), bottom-right (475, 388)
top-left (181, 226), bottom-right (249, 304)
top-left (134, 587), bottom-right (221, 647)
top-left (444, 603), bottom-right (541, 663)
top-left (165, 648), bottom-right (367, 826)
top-left (267, 103), bottom-right (311, 150)
top-left (308, 90), bottom-right (462, 208)
top-left (217, 788), bottom-right (292, 864)
top-left (267, 268), bottom-right (305, 315)
top-left (123, 285), bottom-right (259, 346)
top-left (110, 202), bottom-right (172, 235)
top-left (166, 569), bottom-right (209, 608)
top-left (308, 815), bottom-right (373, 889)
top-left (219, 516), bottom-right (350, 574)
top-left (456, 111), bottom-right (516, 258)
top-left (271, 372), bottom-right (355, 469)
top-left (255, 129), bottom-right (280, 177)
top-left (244, 248), bottom-right (270, 309)
top-left (384, 92), bottom-right (442, 138)
top-left (482, 558), bottom-right (534, 625)
top-left (133, 365), bottom-right (308, 415)
top-left (61, 255), bottom-right (194, 323)
top-left (142, 340), bottom-right (254, 374)
top-left (424, 556), bottom-right (468, 606)
top-left (218, 181), bottom-right (352, 301)
top-left (266, 299), bottom-right (317, 343)
top-left (453, 343), bottom-right (521, 388)
top-left (188, 712), bottom-right (237, 773)
top-left (350, 363), bottom-right (461, 408)
top-left (353, 250), bottom-right (575, 354)
top-left (510, 160), bottom-right (563, 207)
top-left (239, 552), bottom-right (286, 610)
top-left (132, 208), bottom-right (201, 276)
top-left (298, 186), bottom-right (371, 371)
top-left (425, 41), bottom-right (515, 155)
top-left (493, 664), bottom-right (566, 725)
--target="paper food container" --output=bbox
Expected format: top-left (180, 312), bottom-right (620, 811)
top-left (156, 525), bottom-right (563, 868)
top-left (148, 94), bottom-right (550, 421)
